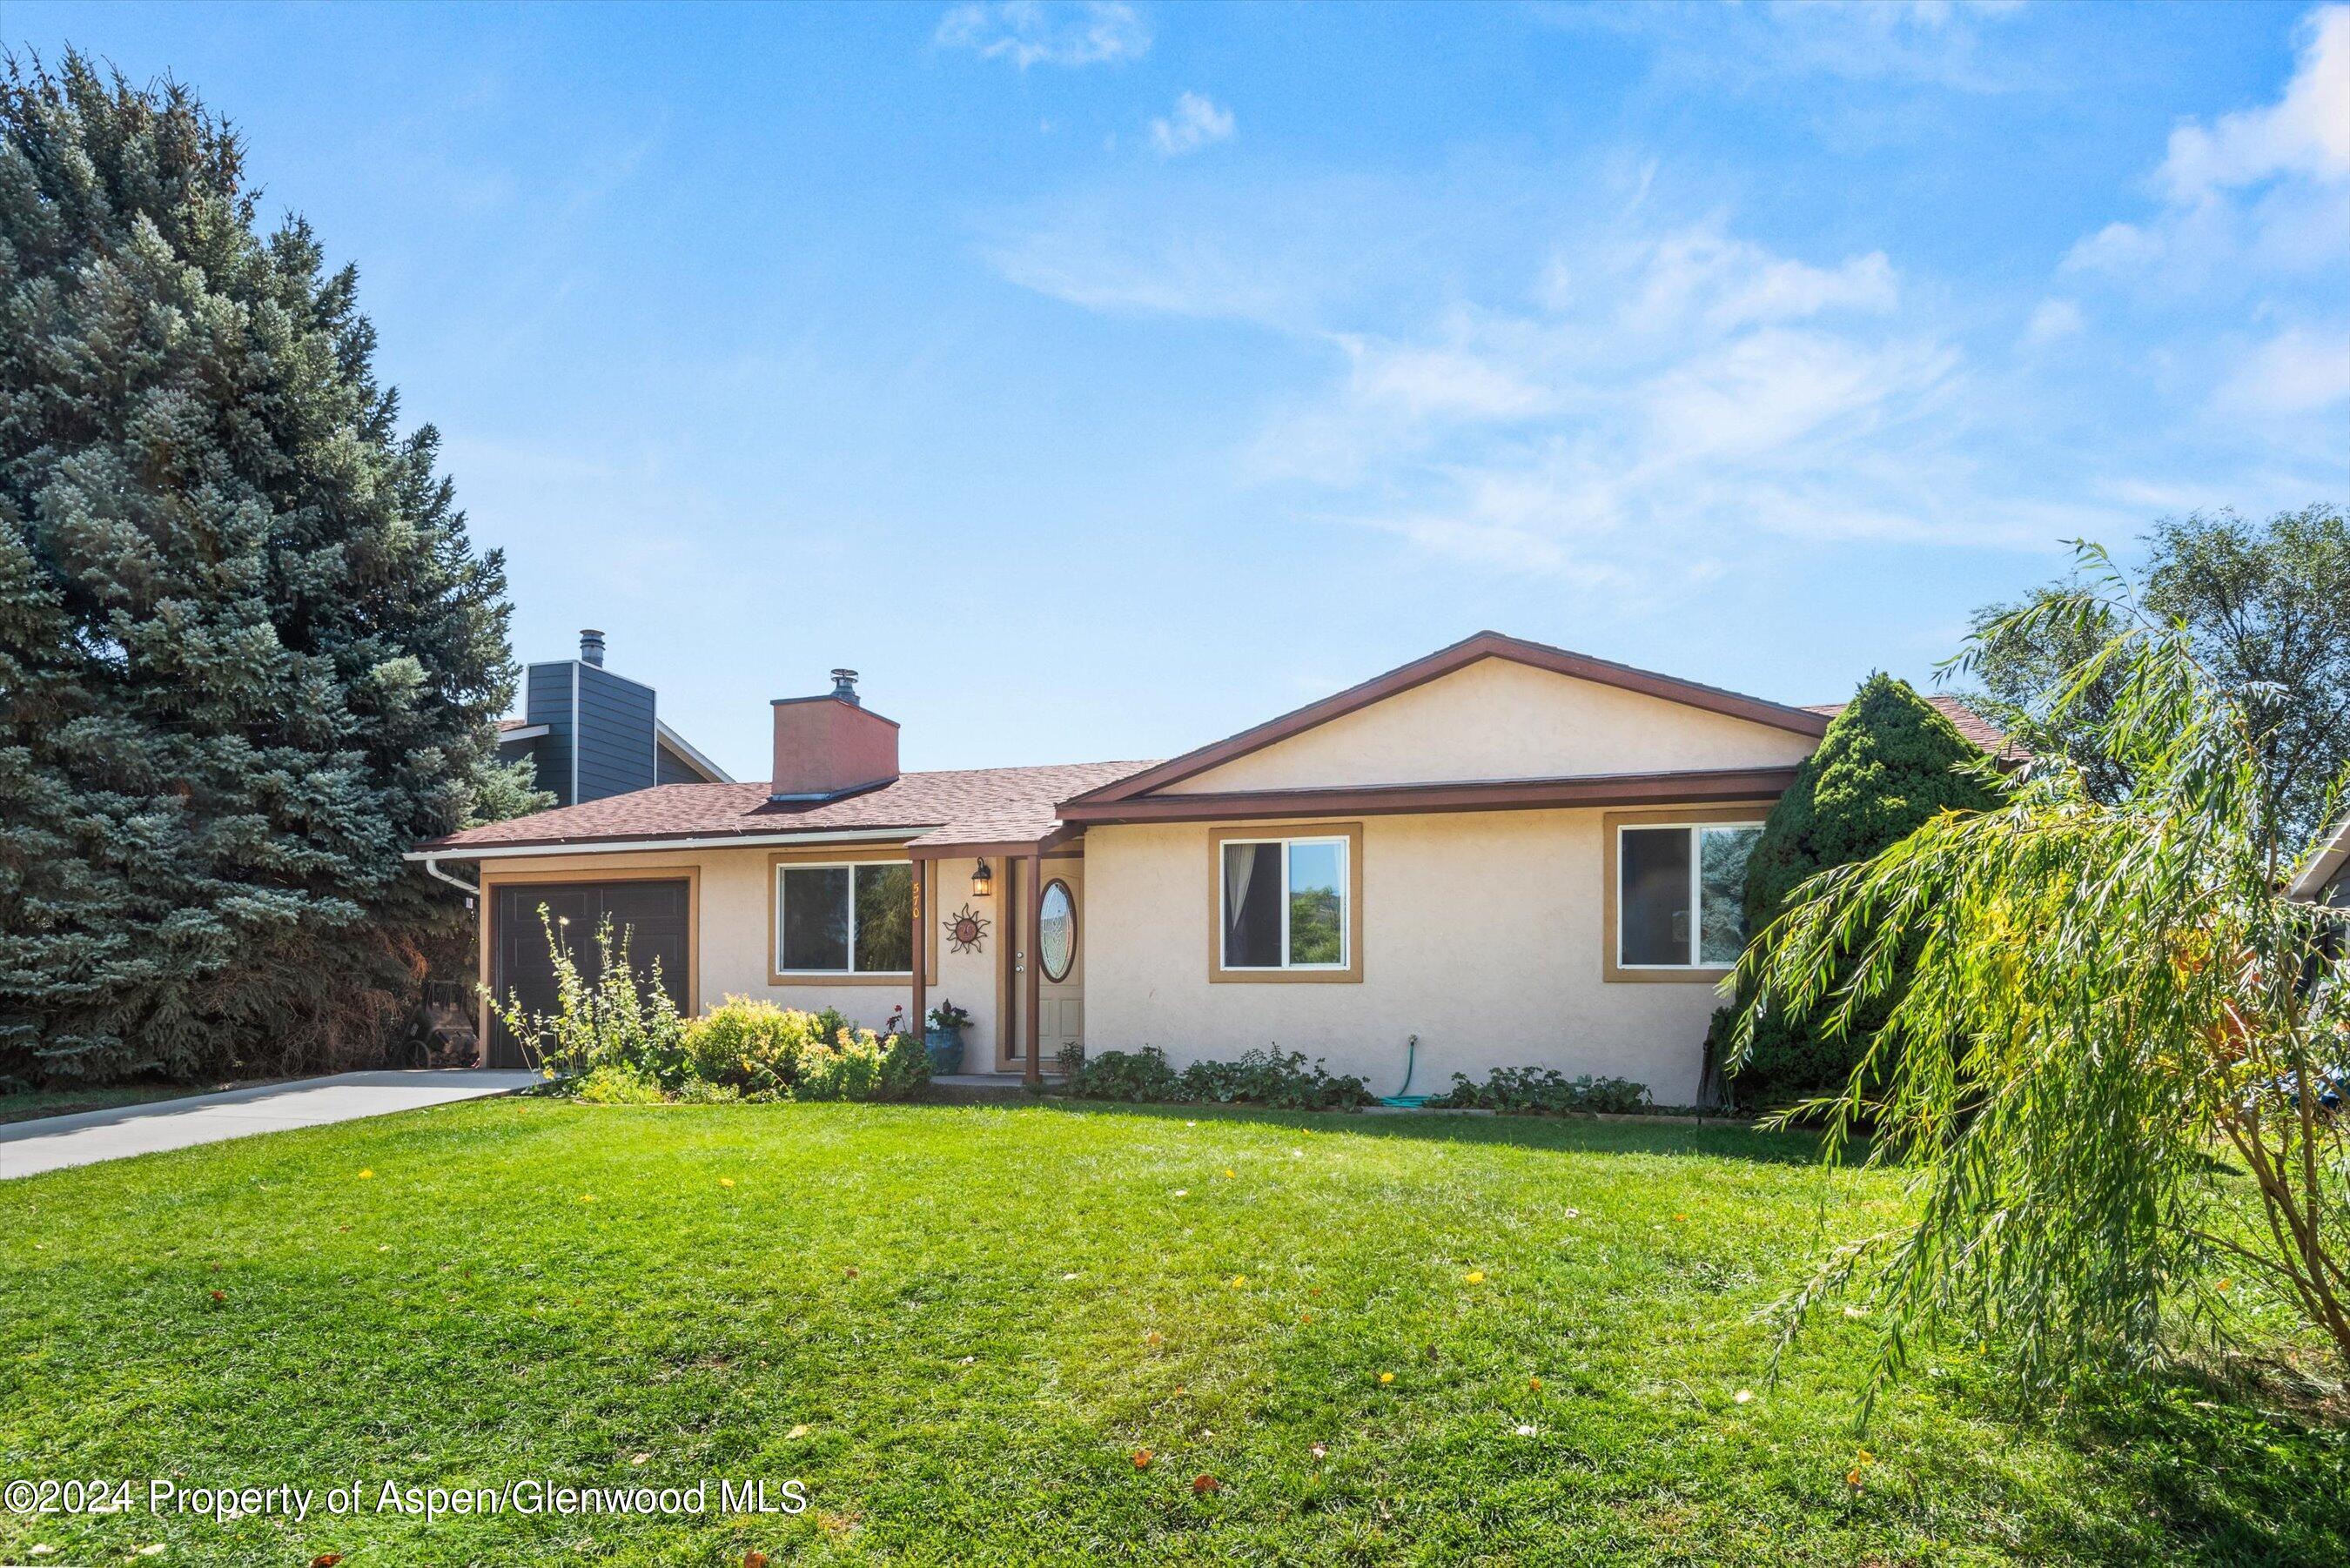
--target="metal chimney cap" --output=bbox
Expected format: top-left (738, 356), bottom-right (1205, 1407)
top-left (829, 668), bottom-right (861, 705)
top-left (579, 629), bottom-right (607, 667)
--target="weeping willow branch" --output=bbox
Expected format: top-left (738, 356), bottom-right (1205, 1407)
top-left (1732, 546), bottom-right (2350, 1417)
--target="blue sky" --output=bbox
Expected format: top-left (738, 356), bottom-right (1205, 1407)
top-left (14, 1), bottom-right (2347, 779)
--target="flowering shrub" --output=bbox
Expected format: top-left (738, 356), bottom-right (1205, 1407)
top-left (495, 919), bottom-right (925, 1103)
top-left (489, 911), bottom-right (689, 1086)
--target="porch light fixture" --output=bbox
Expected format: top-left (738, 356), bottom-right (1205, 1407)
top-left (970, 858), bottom-right (994, 898)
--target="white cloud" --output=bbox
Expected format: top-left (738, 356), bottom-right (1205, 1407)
top-left (2218, 325), bottom-right (2350, 415)
top-left (2067, 6), bottom-right (2350, 285)
top-left (935, 2), bottom-right (1150, 69)
top-left (1150, 92), bottom-right (1236, 157)
top-left (2159, 5), bottom-right (2350, 201)
top-left (2022, 298), bottom-right (2084, 346)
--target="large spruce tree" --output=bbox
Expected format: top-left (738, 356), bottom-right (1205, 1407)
top-left (1728, 673), bottom-right (2006, 1103)
top-left (0, 55), bottom-right (517, 1083)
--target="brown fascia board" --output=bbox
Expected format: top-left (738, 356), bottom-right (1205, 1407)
top-left (1061, 631), bottom-right (1830, 807)
top-left (1057, 767), bottom-right (1803, 826)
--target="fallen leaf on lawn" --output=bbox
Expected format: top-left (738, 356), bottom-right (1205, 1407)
top-left (1843, 1305), bottom-right (1866, 1318)
top-left (844, 1266), bottom-right (859, 1278)
top-left (1145, 1331), bottom-right (1163, 1346)
top-left (1173, 1384), bottom-right (1186, 1396)
top-left (1463, 1270), bottom-right (1486, 1284)
top-left (1845, 1469), bottom-right (1863, 1490)
top-left (1172, 1189), bottom-right (1189, 1198)
top-left (1131, 1448), bottom-right (1152, 1469)
top-left (1529, 1377), bottom-right (1542, 1391)
top-left (957, 1356), bottom-right (976, 1366)
top-left (1734, 1390), bottom-right (1754, 1404)
top-left (719, 1178), bottom-right (735, 1189)
top-left (786, 1424), bottom-right (809, 1439)
top-left (1062, 1272), bottom-right (1079, 1281)
top-left (744, 1552), bottom-right (769, 1568)
top-left (1308, 1443), bottom-right (1327, 1459)
top-left (1221, 1169), bottom-right (1236, 1179)
top-left (138, 1547), bottom-right (165, 1558)
top-left (377, 1244), bottom-right (392, 1252)
top-left (1300, 1311), bottom-right (1313, 1323)
top-left (579, 1194), bottom-right (596, 1204)
top-left (1378, 1372), bottom-right (1394, 1385)
top-left (358, 1169), bottom-right (373, 1180)
top-left (1192, 1475), bottom-right (1220, 1496)
top-left (1514, 1424), bottom-right (1537, 1437)
top-left (1563, 1208), bottom-right (1580, 1218)
top-left (1227, 1275), bottom-right (1246, 1289)
top-left (310, 1552), bottom-right (342, 1566)
top-left (209, 1290), bottom-right (225, 1303)
top-left (630, 1452), bottom-right (650, 1466)
top-left (1185, 1120), bottom-right (1197, 1127)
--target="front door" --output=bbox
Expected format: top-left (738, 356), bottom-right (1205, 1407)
top-left (487, 878), bottom-right (690, 1068)
top-left (1036, 868), bottom-right (1082, 1065)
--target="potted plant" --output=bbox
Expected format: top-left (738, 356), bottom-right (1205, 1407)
top-left (924, 1000), bottom-right (973, 1075)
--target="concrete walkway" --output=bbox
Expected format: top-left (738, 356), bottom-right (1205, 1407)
top-left (0, 1069), bottom-right (540, 1180)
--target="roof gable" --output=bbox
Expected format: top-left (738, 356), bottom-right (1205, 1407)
top-left (1065, 632), bottom-right (1830, 807)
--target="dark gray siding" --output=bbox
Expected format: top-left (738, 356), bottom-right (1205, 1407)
top-left (524, 662), bottom-right (575, 805)
top-left (574, 663), bottom-right (657, 802)
top-left (657, 743), bottom-right (704, 786)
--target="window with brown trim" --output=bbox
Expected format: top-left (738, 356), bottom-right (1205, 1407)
top-left (1220, 835), bottom-right (1347, 970)
top-left (775, 861), bottom-right (912, 975)
top-left (1615, 821), bottom-right (1762, 969)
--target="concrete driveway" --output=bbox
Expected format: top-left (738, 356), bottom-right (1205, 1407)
top-left (0, 1069), bottom-right (541, 1180)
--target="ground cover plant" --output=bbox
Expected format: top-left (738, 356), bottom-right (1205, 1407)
top-left (3, 1100), bottom-right (2342, 1565)
top-left (1060, 1046), bottom-right (1373, 1109)
top-left (1426, 1068), bottom-right (1655, 1116)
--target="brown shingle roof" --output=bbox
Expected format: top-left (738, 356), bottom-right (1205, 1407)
top-left (417, 761), bottom-right (1157, 854)
top-left (1803, 694), bottom-right (2018, 759)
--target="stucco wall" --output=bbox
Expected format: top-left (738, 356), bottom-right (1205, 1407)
top-left (1160, 656), bottom-right (1818, 794)
top-left (1080, 809), bottom-right (1760, 1105)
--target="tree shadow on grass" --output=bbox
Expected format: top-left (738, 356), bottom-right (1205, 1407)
top-left (2011, 1364), bottom-right (2350, 1565)
top-left (1031, 1096), bottom-right (1836, 1168)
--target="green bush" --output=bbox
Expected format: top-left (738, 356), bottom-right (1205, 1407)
top-left (1062, 1046), bottom-right (1373, 1109)
top-left (1733, 673), bottom-right (2007, 1107)
top-left (794, 1025), bottom-right (930, 1102)
top-left (570, 1062), bottom-right (668, 1105)
top-left (683, 997), bottom-right (824, 1095)
top-left (1427, 1068), bottom-right (1651, 1115)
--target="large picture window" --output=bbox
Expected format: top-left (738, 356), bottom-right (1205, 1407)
top-left (775, 861), bottom-right (912, 975)
top-left (1616, 821), bottom-right (1762, 969)
top-left (1220, 835), bottom-right (1350, 971)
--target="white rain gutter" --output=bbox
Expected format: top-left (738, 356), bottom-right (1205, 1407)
top-left (401, 827), bottom-right (920, 865)
top-left (415, 854), bottom-right (482, 900)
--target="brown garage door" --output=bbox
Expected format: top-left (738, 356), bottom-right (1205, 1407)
top-left (487, 879), bottom-right (690, 1068)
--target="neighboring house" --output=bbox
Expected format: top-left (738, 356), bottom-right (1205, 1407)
top-left (409, 632), bottom-right (2002, 1101)
top-left (2293, 814), bottom-right (2350, 909)
top-left (495, 630), bottom-right (733, 807)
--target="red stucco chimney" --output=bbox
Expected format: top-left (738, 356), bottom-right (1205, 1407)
top-left (769, 670), bottom-right (899, 801)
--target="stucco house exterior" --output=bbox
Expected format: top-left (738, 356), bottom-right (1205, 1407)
top-left (408, 632), bottom-right (2004, 1104)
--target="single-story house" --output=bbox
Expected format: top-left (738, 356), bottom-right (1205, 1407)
top-left (408, 632), bottom-right (2001, 1104)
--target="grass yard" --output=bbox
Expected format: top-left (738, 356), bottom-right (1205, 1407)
top-left (3, 1101), bottom-right (2343, 1565)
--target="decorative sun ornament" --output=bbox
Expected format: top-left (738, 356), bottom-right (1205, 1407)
top-left (945, 902), bottom-right (990, 955)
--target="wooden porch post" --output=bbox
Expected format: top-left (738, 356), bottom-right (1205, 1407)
top-left (1023, 850), bottom-right (1043, 1086)
top-left (908, 857), bottom-right (926, 1053)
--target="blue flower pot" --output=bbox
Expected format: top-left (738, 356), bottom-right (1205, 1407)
top-left (924, 1025), bottom-right (966, 1075)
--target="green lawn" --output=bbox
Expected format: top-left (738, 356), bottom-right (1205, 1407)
top-left (3, 1101), bottom-right (2341, 1565)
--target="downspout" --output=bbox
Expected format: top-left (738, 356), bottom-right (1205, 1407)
top-left (418, 854), bottom-right (480, 901)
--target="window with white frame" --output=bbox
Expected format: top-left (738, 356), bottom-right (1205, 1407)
top-left (1616, 822), bottom-right (1763, 968)
top-left (775, 861), bottom-right (913, 974)
top-left (1220, 835), bottom-right (1349, 970)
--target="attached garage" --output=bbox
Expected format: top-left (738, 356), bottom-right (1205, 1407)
top-left (485, 874), bottom-right (692, 1068)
